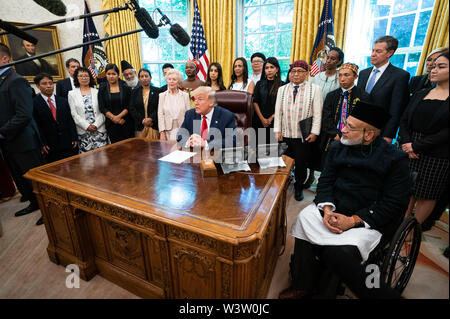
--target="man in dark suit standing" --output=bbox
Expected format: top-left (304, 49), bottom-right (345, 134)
top-left (55, 58), bottom-right (80, 99)
top-left (321, 63), bottom-right (371, 154)
top-left (177, 86), bottom-right (236, 150)
top-left (357, 35), bottom-right (410, 144)
top-left (0, 43), bottom-right (43, 225)
top-left (14, 40), bottom-right (56, 77)
top-left (34, 73), bottom-right (78, 162)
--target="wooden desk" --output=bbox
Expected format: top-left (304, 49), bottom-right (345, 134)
top-left (25, 139), bottom-right (293, 298)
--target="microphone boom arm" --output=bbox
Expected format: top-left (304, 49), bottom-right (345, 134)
top-left (0, 3), bottom-right (131, 36)
top-left (2, 28), bottom-right (143, 68)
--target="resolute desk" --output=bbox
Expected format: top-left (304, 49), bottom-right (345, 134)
top-left (25, 138), bottom-right (293, 298)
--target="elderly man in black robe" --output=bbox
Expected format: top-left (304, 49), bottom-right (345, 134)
top-left (279, 101), bottom-right (411, 299)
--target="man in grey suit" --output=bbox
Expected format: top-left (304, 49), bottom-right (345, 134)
top-left (357, 35), bottom-right (410, 144)
top-left (0, 43), bottom-right (43, 225)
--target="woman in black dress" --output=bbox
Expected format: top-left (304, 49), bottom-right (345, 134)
top-left (128, 68), bottom-right (160, 139)
top-left (98, 63), bottom-right (134, 143)
top-left (400, 50), bottom-right (449, 224)
top-left (252, 57), bottom-right (284, 145)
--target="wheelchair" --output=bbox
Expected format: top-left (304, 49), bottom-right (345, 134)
top-left (366, 215), bottom-right (422, 294)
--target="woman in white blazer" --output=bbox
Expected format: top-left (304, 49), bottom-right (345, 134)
top-left (274, 60), bottom-right (323, 201)
top-left (68, 67), bottom-right (108, 153)
top-left (158, 69), bottom-right (190, 141)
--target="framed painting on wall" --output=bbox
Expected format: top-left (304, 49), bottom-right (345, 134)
top-left (0, 22), bottom-right (64, 83)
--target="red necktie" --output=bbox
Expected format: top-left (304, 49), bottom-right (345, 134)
top-left (201, 115), bottom-right (209, 140)
top-left (48, 97), bottom-right (57, 121)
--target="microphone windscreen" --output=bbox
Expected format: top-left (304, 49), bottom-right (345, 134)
top-left (135, 8), bottom-right (159, 39)
top-left (33, 0), bottom-right (67, 16)
top-left (170, 24), bottom-right (190, 47)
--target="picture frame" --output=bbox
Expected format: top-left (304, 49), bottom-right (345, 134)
top-left (0, 22), bottom-right (64, 83)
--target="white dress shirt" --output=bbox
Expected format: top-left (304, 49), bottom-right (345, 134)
top-left (41, 93), bottom-right (56, 110)
top-left (365, 61), bottom-right (390, 91)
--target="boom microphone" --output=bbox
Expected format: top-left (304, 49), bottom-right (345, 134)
top-left (156, 8), bottom-right (190, 47)
top-left (129, 0), bottom-right (158, 39)
top-left (0, 20), bottom-right (38, 45)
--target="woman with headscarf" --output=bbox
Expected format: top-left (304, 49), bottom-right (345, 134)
top-left (274, 60), bottom-right (323, 201)
top-left (181, 59), bottom-right (205, 108)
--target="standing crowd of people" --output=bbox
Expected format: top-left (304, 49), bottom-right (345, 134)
top-left (1, 34), bottom-right (448, 298)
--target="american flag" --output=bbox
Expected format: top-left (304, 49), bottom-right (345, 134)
top-left (309, 0), bottom-right (335, 77)
top-left (189, 0), bottom-right (210, 81)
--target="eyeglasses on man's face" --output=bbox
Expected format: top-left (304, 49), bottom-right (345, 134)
top-left (342, 120), bottom-right (365, 131)
top-left (291, 69), bottom-right (307, 74)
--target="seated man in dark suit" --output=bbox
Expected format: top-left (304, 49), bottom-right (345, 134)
top-left (55, 58), bottom-right (80, 99)
top-left (0, 43), bottom-right (43, 225)
top-left (279, 102), bottom-right (411, 299)
top-left (321, 63), bottom-right (370, 156)
top-left (14, 40), bottom-right (56, 76)
top-left (177, 86), bottom-right (236, 150)
top-left (357, 35), bottom-right (410, 144)
top-left (33, 73), bottom-right (79, 162)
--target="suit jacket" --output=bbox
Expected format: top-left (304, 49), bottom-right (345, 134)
top-left (0, 68), bottom-right (41, 154)
top-left (321, 86), bottom-right (371, 150)
top-left (408, 74), bottom-right (433, 97)
top-left (33, 94), bottom-right (78, 151)
top-left (357, 63), bottom-right (410, 138)
top-left (177, 106), bottom-right (237, 150)
top-left (315, 137), bottom-right (411, 237)
top-left (68, 87), bottom-right (106, 135)
top-left (399, 88), bottom-right (449, 158)
top-left (128, 85), bottom-right (160, 131)
top-left (56, 77), bottom-right (74, 99)
top-left (14, 54), bottom-right (56, 76)
top-left (158, 90), bottom-right (190, 132)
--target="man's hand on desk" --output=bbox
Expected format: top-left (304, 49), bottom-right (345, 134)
top-left (187, 134), bottom-right (206, 148)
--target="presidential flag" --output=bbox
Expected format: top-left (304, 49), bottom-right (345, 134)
top-left (309, 0), bottom-right (335, 77)
top-left (82, 0), bottom-right (108, 79)
top-left (189, 0), bottom-right (210, 81)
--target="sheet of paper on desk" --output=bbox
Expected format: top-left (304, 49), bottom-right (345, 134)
top-left (258, 157), bottom-right (287, 170)
top-left (221, 162), bottom-right (251, 174)
top-left (159, 150), bottom-right (196, 164)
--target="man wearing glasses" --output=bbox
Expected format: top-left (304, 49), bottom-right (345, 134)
top-left (249, 52), bottom-right (266, 86)
top-left (279, 101), bottom-right (411, 299)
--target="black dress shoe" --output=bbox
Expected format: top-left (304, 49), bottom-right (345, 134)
top-left (36, 217), bottom-right (44, 226)
top-left (14, 204), bottom-right (39, 217)
top-left (20, 196), bottom-right (28, 202)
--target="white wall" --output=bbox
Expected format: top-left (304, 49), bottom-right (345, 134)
top-left (0, 0), bottom-right (104, 79)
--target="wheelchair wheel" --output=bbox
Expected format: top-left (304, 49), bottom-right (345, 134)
top-left (380, 216), bottom-right (421, 294)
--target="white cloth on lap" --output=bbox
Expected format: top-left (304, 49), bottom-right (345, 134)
top-left (290, 203), bottom-right (382, 262)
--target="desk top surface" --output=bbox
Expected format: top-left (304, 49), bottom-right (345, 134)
top-left (26, 139), bottom-right (293, 241)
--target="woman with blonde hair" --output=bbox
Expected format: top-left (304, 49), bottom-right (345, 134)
top-left (158, 69), bottom-right (190, 141)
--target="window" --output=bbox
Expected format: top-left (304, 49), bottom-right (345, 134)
top-left (239, 0), bottom-right (294, 81)
top-left (345, 0), bottom-right (435, 76)
top-left (140, 0), bottom-right (190, 87)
